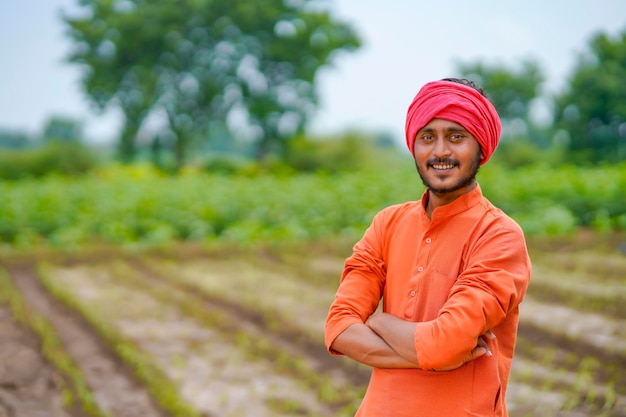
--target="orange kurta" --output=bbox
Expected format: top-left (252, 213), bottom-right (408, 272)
top-left (325, 185), bottom-right (531, 417)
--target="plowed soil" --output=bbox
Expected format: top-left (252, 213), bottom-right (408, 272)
top-left (1, 232), bottom-right (625, 417)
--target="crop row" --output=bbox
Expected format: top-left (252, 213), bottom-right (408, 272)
top-left (30, 256), bottom-right (359, 416)
top-left (0, 162), bottom-right (624, 248)
top-left (3, 238), bottom-right (624, 416)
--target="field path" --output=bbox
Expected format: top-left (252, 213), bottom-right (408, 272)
top-left (0, 305), bottom-right (83, 417)
top-left (8, 263), bottom-right (169, 417)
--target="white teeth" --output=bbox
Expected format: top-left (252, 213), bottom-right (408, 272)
top-left (432, 164), bottom-right (454, 169)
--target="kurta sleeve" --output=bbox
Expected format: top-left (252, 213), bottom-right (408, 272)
top-left (413, 219), bottom-right (531, 369)
top-left (325, 211), bottom-right (387, 355)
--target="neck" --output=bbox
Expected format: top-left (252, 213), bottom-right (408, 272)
top-left (425, 182), bottom-right (477, 219)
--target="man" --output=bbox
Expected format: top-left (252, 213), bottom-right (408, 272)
top-left (325, 78), bottom-right (531, 417)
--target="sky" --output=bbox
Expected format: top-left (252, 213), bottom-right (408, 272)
top-left (1, 0), bottom-right (625, 145)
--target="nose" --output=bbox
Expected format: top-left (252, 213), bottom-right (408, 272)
top-left (432, 137), bottom-right (451, 158)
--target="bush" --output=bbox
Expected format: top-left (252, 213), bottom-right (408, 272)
top-left (0, 141), bottom-right (98, 180)
top-left (284, 132), bottom-right (393, 173)
top-left (492, 138), bottom-right (567, 168)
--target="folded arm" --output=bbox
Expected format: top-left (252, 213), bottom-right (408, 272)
top-left (330, 322), bottom-right (421, 369)
top-left (366, 313), bottom-right (493, 371)
top-left (331, 314), bottom-right (492, 370)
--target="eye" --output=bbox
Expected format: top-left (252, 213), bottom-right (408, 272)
top-left (419, 133), bottom-right (435, 143)
top-left (449, 133), bottom-right (465, 143)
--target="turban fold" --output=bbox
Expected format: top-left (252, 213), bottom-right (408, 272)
top-left (405, 80), bottom-right (502, 165)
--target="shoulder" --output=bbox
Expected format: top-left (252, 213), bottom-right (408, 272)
top-left (365, 201), bottom-right (424, 238)
top-left (376, 200), bottom-right (422, 221)
top-left (464, 197), bottom-right (531, 271)
top-left (477, 196), bottom-right (527, 240)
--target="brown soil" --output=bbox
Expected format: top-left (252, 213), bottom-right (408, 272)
top-left (0, 234), bottom-right (625, 417)
top-left (0, 304), bottom-right (84, 417)
top-left (2, 263), bottom-right (168, 417)
top-left (0, 256), bottom-right (364, 417)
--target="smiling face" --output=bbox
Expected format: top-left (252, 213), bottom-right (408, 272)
top-left (413, 118), bottom-right (483, 202)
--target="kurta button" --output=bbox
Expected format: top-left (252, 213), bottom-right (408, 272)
top-left (418, 266), bottom-right (424, 272)
top-left (410, 290), bottom-right (416, 297)
top-left (425, 238), bottom-right (432, 243)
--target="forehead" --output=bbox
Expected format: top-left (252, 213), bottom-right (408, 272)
top-left (419, 118), bottom-right (469, 132)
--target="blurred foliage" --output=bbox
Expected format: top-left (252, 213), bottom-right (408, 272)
top-left (180, 131), bottom-right (401, 175)
top-left (553, 26), bottom-right (626, 163)
top-left (478, 162), bottom-right (626, 235)
top-left (0, 130), bottom-right (34, 149)
top-left (285, 134), bottom-right (364, 173)
top-left (490, 138), bottom-right (568, 168)
top-left (63, 0), bottom-right (361, 168)
top-left (0, 141), bottom-right (98, 180)
top-left (0, 115), bottom-right (84, 151)
top-left (456, 25), bottom-right (626, 165)
top-left (52, 3), bottom-right (625, 170)
top-left (0, 159), bottom-right (624, 250)
top-left (283, 131), bottom-right (395, 173)
top-left (42, 116), bottom-right (83, 143)
top-left (457, 58), bottom-right (545, 124)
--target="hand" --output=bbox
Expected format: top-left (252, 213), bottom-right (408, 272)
top-left (434, 330), bottom-right (496, 371)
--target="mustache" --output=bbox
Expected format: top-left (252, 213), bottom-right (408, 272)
top-left (427, 158), bottom-right (459, 166)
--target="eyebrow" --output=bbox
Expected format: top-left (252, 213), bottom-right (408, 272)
top-left (418, 126), bottom-right (469, 134)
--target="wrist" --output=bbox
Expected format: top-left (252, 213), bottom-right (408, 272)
top-left (366, 312), bottom-right (386, 333)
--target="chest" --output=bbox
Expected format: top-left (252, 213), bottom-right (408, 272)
top-left (382, 221), bottom-right (473, 321)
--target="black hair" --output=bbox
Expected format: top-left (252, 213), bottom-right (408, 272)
top-left (441, 77), bottom-right (487, 97)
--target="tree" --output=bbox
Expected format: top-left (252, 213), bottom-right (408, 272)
top-left (456, 59), bottom-right (545, 139)
top-left (63, 0), bottom-right (360, 168)
top-left (0, 130), bottom-right (33, 149)
top-left (553, 26), bottom-right (626, 163)
top-left (63, 2), bottom-right (160, 162)
top-left (42, 116), bottom-right (83, 142)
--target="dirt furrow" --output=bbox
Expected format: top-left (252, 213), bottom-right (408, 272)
top-left (0, 304), bottom-right (85, 417)
top-left (519, 296), bottom-right (626, 381)
top-left (131, 257), bottom-right (371, 388)
top-left (520, 297), bottom-right (626, 352)
top-left (507, 356), bottom-right (626, 417)
top-left (7, 264), bottom-right (168, 417)
top-left (2, 245), bottom-right (624, 417)
top-left (40, 261), bottom-right (343, 417)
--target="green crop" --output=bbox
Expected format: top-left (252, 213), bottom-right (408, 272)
top-left (0, 162), bottom-right (624, 249)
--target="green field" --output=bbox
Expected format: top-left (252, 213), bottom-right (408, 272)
top-left (0, 162), bottom-right (625, 249)
top-left (0, 163), bottom-right (625, 416)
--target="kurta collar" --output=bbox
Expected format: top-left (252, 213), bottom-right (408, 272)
top-left (420, 184), bottom-right (484, 222)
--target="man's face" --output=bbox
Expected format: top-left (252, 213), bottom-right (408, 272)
top-left (413, 118), bottom-right (483, 198)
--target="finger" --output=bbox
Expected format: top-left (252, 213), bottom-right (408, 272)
top-left (469, 346), bottom-right (488, 360)
top-left (477, 337), bottom-right (493, 357)
top-left (485, 329), bottom-right (496, 339)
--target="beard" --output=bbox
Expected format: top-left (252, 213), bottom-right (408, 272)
top-left (415, 151), bottom-right (482, 195)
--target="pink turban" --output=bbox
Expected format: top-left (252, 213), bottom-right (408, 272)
top-left (405, 80), bottom-right (502, 165)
